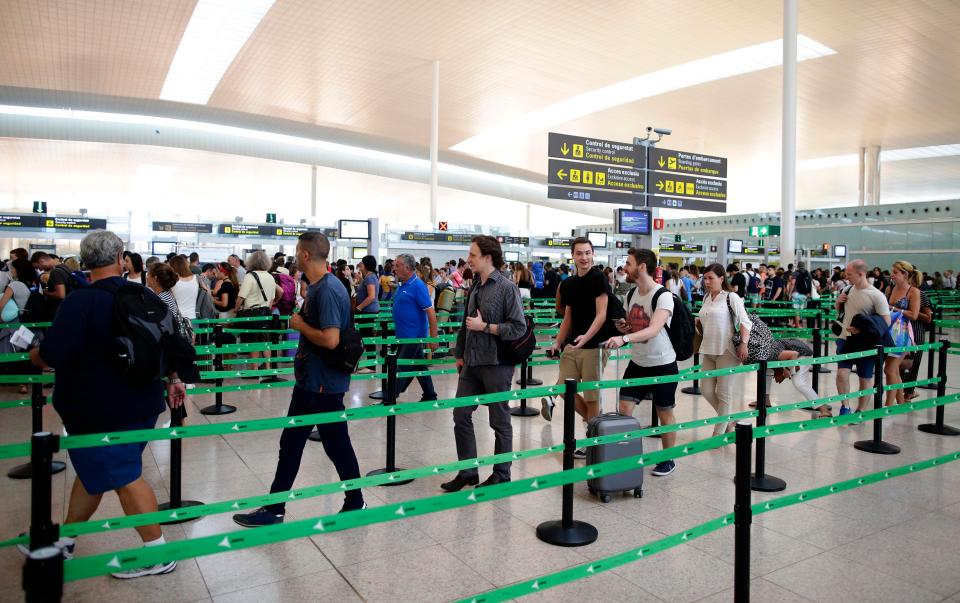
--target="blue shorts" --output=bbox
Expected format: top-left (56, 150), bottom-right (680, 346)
top-left (68, 415), bottom-right (158, 495)
top-left (836, 339), bottom-right (875, 379)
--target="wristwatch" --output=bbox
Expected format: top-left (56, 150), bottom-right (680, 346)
top-left (483, 322), bottom-right (491, 334)
top-left (622, 334), bottom-right (629, 345)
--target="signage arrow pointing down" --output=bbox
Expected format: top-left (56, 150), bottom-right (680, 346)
top-left (658, 156), bottom-right (665, 167)
top-left (560, 143), bottom-right (569, 155)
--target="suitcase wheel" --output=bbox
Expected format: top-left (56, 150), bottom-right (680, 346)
top-left (599, 493), bottom-right (612, 504)
top-left (633, 488), bottom-right (643, 499)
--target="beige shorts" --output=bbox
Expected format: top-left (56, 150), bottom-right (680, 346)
top-left (557, 347), bottom-right (608, 403)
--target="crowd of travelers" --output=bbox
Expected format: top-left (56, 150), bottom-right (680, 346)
top-left (6, 228), bottom-right (955, 580)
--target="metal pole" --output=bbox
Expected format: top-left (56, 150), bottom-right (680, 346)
top-left (734, 421), bottom-right (753, 603)
top-left (429, 60), bottom-right (439, 226)
top-left (854, 344), bottom-right (900, 454)
top-left (367, 352), bottom-right (413, 485)
top-left (259, 314), bottom-right (286, 384)
top-left (369, 318), bottom-right (389, 400)
top-left (814, 312), bottom-right (830, 375)
top-left (201, 324), bottom-right (236, 415)
top-left (28, 432), bottom-right (59, 551)
top-left (779, 0), bottom-right (798, 270)
top-left (8, 383), bottom-right (66, 479)
top-left (811, 325), bottom-right (821, 392)
top-left (536, 378), bottom-right (598, 547)
top-left (750, 361), bottom-right (785, 491)
top-left (23, 546), bottom-right (63, 603)
top-left (681, 351), bottom-right (702, 395)
top-left (921, 318), bottom-right (939, 388)
top-left (158, 405), bottom-right (204, 523)
top-left (918, 339), bottom-right (959, 436)
top-left (510, 359), bottom-right (539, 417)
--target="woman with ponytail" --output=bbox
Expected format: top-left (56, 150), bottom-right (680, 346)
top-left (884, 261), bottom-right (921, 405)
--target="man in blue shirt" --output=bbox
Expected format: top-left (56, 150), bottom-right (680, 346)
top-left (392, 253), bottom-right (439, 401)
top-left (234, 232), bottom-right (364, 527)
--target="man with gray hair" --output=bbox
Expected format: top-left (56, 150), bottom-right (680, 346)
top-left (29, 230), bottom-right (186, 579)
top-left (391, 253), bottom-right (439, 401)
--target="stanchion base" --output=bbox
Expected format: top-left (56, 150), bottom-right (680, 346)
top-left (681, 386), bottom-right (702, 395)
top-left (158, 500), bottom-right (204, 525)
top-left (854, 439), bottom-right (901, 455)
top-left (536, 519), bottom-right (599, 547)
top-left (510, 405), bottom-right (540, 417)
top-left (369, 390), bottom-right (386, 400)
top-left (517, 378), bottom-right (544, 386)
top-left (815, 366), bottom-right (831, 374)
top-left (6, 460), bottom-right (66, 480)
top-left (366, 467), bottom-right (414, 486)
top-left (918, 423), bottom-right (960, 436)
top-left (918, 383), bottom-right (939, 390)
top-left (200, 404), bottom-right (237, 416)
top-left (750, 473), bottom-right (787, 492)
top-left (259, 376), bottom-right (288, 384)
top-left (308, 428), bottom-right (322, 442)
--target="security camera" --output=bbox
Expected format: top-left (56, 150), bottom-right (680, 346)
top-left (653, 128), bottom-right (672, 136)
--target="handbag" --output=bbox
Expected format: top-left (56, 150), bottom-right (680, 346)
top-left (1, 294), bottom-right (19, 323)
top-left (238, 272), bottom-right (273, 326)
top-left (728, 293), bottom-right (774, 362)
top-left (888, 310), bottom-right (914, 348)
top-left (693, 321), bottom-right (703, 354)
top-left (832, 285), bottom-right (853, 336)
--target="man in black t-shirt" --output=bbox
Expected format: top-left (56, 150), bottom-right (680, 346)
top-left (34, 252), bottom-right (72, 315)
top-left (727, 264), bottom-right (746, 298)
top-left (542, 262), bottom-right (559, 299)
top-left (543, 238), bottom-right (609, 458)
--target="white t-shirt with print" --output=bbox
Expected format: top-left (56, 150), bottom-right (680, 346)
top-left (625, 285), bottom-right (675, 367)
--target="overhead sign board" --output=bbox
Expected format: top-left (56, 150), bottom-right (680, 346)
top-left (544, 237), bottom-right (573, 248)
top-left (0, 214), bottom-right (107, 231)
top-left (547, 186), bottom-right (638, 206)
top-left (749, 225), bottom-right (780, 237)
top-left (402, 231), bottom-right (473, 244)
top-left (218, 224), bottom-right (324, 238)
top-left (649, 172), bottom-right (726, 201)
top-left (548, 159), bottom-right (645, 193)
top-left (497, 236), bottom-right (531, 245)
top-left (740, 246), bottom-right (765, 255)
top-left (658, 243), bottom-right (704, 253)
top-left (650, 148), bottom-right (727, 178)
top-left (153, 221), bottom-right (214, 234)
top-left (548, 133), bottom-right (646, 168)
top-left (647, 196), bottom-right (727, 213)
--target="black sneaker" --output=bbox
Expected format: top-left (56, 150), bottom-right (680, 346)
top-left (572, 447), bottom-right (587, 460)
top-left (233, 507), bottom-right (284, 527)
top-left (440, 474), bottom-right (479, 492)
top-left (476, 474), bottom-right (511, 488)
top-left (339, 501), bottom-right (367, 513)
top-left (652, 460), bottom-right (676, 476)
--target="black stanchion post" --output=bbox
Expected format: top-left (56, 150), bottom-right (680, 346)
top-left (811, 326), bottom-right (821, 393)
top-left (681, 351), bottom-right (702, 396)
top-left (918, 339), bottom-right (959, 436)
top-left (734, 421), bottom-right (753, 603)
top-left (369, 317), bottom-right (388, 400)
top-left (28, 432), bottom-right (59, 552)
top-left (854, 344), bottom-right (900, 454)
top-left (920, 319), bottom-right (939, 390)
top-left (510, 359), bottom-right (539, 417)
top-left (814, 314), bottom-right (830, 375)
top-left (536, 378), bottom-right (598, 547)
top-left (201, 324), bottom-right (236, 415)
top-left (158, 405), bottom-right (204, 523)
top-left (750, 361), bottom-right (785, 492)
top-left (259, 314), bottom-right (287, 384)
top-left (8, 383), bottom-right (66, 480)
top-left (367, 352), bottom-right (413, 485)
top-left (23, 546), bottom-right (63, 603)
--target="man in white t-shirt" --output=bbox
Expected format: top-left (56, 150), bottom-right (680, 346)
top-left (605, 248), bottom-right (678, 477)
top-left (835, 259), bottom-right (891, 414)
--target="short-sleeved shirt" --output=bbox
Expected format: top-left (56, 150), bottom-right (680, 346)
top-left (625, 285), bottom-right (675, 367)
top-left (766, 276), bottom-right (784, 299)
top-left (47, 265), bottom-right (72, 295)
top-left (730, 273), bottom-right (747, 298)
top-left (393, 274), bottom-right (433, 338)
top-left (450, 270), bottom-right (464, 288)
top-left (238, 270), bottom-right (273, 309)
top-left (838, 285), bottom-right (890, 340)
top-left (543, 270), bottom-right (560, 298)
top-left (39, 276), bottom-right (166, 434)
top-left (294, 273), bottom-right (352, 394)
top-left (559, 267), bottom-right (608, 349)
top-left (356, 273), bottom-right (380, 314)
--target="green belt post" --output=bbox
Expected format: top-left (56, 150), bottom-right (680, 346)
top-left (365, 352), bottom-right (413, 485)
top-left (749, 360), bottom-right (785, 492)
top-left (854, 345), bottom-right (900, 455)
top-left (158, 405), bottom-right (204, 522)
top-left (28, 432), bottom-right (60, 552)
top-left (23, 546), bottom-right (63, 603)
top-left (7, 383), bottom-right (65, 480)
top-left (681, 351), bottom-right (703, 396)
top-left (509, 358), bottom-right (539, 417)
top-left (201, 325), bottom-right (237, 415)
top-left (921, 317), bottom-right (939, 389)
top-left (734, 421), bottom-right (753, 603)
top-left (918, 339), bottom-right (959, 436)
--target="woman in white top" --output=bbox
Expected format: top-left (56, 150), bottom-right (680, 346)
top-left (667, 270), bottom-right (684, 300)
top-left (696, 263), bottom-right (751, 435)
top-left (1, 259), bottom-right (36, 394)
top-left (168, 255), bottom-right (199, 321)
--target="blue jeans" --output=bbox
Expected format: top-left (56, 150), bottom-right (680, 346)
top-left (396, 343), bottom-right (437, 400)
top-left (266, 388), bottom-right (362, 514)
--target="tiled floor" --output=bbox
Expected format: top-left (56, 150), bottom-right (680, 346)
top-left (2, 334), bottom-right (960, 602)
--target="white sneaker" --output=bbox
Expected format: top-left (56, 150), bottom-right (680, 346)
top-left (17, 536), bottom-right (75, 559)
top-left (111, 560), bottom-right (177, 579)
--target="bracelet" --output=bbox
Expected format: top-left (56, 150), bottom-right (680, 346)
top-left (167, 378), bottom-right (183, 384)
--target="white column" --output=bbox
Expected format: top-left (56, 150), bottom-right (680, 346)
top-left (525, 203), bottom-right (531, 231)
top-left (429, 60), bottom-right (440, 226)
top-left (310, 165), bottom-right (318, 218)
top-left (865, 145), bottom-right (881, 205)
top-left (857, 147), bottom-right (865, 206)
top-left (779, 0), bottom-right (798, 268)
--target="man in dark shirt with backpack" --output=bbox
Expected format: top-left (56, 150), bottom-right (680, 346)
top-left (29, 230), bottom-right (187, 579)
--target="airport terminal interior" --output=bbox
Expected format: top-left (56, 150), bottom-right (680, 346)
top-left (1, 1), bottom-right (960, 602)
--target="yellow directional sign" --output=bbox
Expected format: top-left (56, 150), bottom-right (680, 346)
top-left (649, 172), bottom-right (726, 201)
top-left (548, 133), bottom-right (645, 168)
top-left (548, 159), bottom-right (644, 193)
top-left (573, 143), bottom-right (584, 158)
top-left (650, 148), bottom-right (727, 178)
top-left (560, 143), bottom-right (570, 155)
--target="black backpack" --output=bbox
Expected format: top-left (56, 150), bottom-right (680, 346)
top-left (644, 287), bottom-right (696, 361)
top-left (597, 285), bottom-right (627, 342)
top-left (794, 270), bottom-right (812, 295)
top-left (317, 322), bottom-right (365, 374)
top-left (22, 287), bottom-right (54, 323)
top-left (94, 280), bottom-right (199, 384)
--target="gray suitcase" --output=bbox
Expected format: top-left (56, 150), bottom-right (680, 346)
top-left (586, 352), bottom-right (643, 503)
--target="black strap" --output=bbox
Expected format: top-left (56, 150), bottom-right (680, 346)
top-left (250, 272), bottom-right (269, 304)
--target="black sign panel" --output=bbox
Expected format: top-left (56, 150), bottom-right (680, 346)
top-left (651, 148), bottom-right (727, 178)
top-left (153, 221), bottom-right (214, 234)
top-left (0, 214), bottom-right (107, 231)
top-left (497, 236), bottom-right (531, 245)
top-left (548, 133), bottom-right (646, 168)
top-left (401, 232), bottom-right (473, 244)
top-left (739, 246), bottom-right (765, 255)
top-left (646, 196), bottom-right (727, 213)
top-left (218, 224), bottom-right (324, 238)
top-left (548, 159), bottom-right (645, 193)
top-left (544, 237), bottom-right (573, 248)
top-left (658, 243), bottom-right (705, 253)
top-left (649, 172), bottom-right (726, 201)
top-left (547, 186), bottom-right (639, 206)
